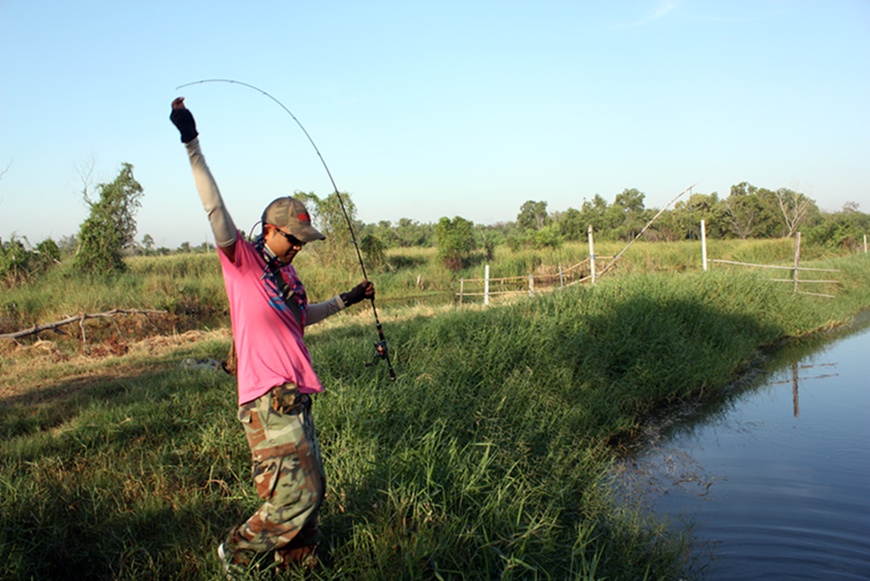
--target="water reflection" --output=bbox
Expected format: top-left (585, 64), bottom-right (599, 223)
top-left (615, 317), bottom-right (870, 580)
top-left (768, 360), bottom-right (841, 418)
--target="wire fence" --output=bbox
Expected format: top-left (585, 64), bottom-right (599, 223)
top-left (456, 225), bottom-right (860, 305)
top-left (704, 229), bottom-right (841, 298)
top-left (457, 257), bottom-right (615, 304)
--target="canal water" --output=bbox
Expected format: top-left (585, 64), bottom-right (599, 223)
top-left (617, 317), bottom-right (870, 580)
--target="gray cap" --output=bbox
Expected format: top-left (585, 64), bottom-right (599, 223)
top-left (261, 197), bottom-right (325, 242)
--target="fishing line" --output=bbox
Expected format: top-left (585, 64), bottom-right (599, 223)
top-left (176, 78), bottom-right (396, 381)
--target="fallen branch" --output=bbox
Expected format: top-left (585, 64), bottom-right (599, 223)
top-left (0, 309), bottom-right (168, 340)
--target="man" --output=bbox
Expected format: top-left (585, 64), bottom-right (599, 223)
top-left (170, 97), bottom-right (373, 573)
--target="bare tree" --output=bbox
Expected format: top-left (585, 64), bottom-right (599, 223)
top-left (775, 187), bottom-right (814, 237)
top-left (75, 156), bottom-right (97, 203)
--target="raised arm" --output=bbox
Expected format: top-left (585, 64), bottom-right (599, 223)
top-left (170, 97), bottom-right (237, 262)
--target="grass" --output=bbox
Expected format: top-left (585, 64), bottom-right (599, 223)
top-left (1, 238), bottom-right (849, 339)
top-left (1, 246), bottom-right (869, 580)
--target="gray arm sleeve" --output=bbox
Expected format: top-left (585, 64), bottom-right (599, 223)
top-left (306, 296), bottom-right (346, 325)
top-left (185, 137), bottom-right (237, 248)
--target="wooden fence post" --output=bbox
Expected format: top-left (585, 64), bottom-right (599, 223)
top-left (701, 219), bottom-right (708, 272)
top-left (588, 225), bottom-right (597, 285)
top-left (559, 266), bottom-right (564, 287)
top-left (528, 274), bottom-right (534, 296)
top-left (459, 278), bottom-right (464, 304)
top-left (793, 232), bottom-right (801, 293)
top-left (484, 264), bottom-right (490, 306)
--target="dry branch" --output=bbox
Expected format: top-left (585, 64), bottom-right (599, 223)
top-left (0, 309), bottom-right (168, 340)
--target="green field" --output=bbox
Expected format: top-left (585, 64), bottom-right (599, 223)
top-left (2, 242), bottom-right (869, 580)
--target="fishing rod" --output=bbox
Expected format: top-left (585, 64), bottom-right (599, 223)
top-left (176, 78), bottom-right (397, 381)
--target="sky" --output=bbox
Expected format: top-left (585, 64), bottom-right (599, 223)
top-left (1, 0), bottom-right (868, 249)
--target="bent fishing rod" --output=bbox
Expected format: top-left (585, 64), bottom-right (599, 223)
top-left (176, 78), bottom-right (397, 381)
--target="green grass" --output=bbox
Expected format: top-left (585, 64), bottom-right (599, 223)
top-left (0, 238), bottom-right (857, 338)
top-left (3, 253), bottom-right (869, 580)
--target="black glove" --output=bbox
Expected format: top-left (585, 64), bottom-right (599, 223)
top-left (170, 98), bottom-right (198, 143)
top-left (341, 281), bottom-right (374, 307)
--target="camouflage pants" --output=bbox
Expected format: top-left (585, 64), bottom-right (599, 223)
top-left (223, 383), bottom-right (325, 561)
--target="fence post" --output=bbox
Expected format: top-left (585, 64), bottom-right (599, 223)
top-left (459, 278), bottom-right (464, 304)
top-left (559, 266), bottom-right (564, 287)
top-left (588, 225), bottom-right (597, 285)
top-left (701, 219), bottom-right (708, 271)
top-left (529, 274), bottom-right (534, 296)
top-left (793, 232), bottom-right (801, 293)
top-left (484, 264), bottom-right (490, 306)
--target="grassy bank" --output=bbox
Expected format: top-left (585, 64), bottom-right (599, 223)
top-left (1, 254), bottom-right (869, 580)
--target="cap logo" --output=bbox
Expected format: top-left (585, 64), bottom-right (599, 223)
top-left (297, 213), bottom-right (310, 222)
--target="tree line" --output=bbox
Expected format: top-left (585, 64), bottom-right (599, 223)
top-left (360, 183), bottom-right (868, 270)
top-left (2, 162), bottom-right (868, 285)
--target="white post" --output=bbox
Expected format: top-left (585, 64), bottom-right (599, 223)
top-left (588, 225), bottom-right (597, 285)
top-left (484, 264), bottom-right (490, 306)
top-left (701, 219), bottom-right (708, 272)
top-left (528, 274), bottom-right (534, 296)
top-left (559, 266), bottom-right (564, 287)
top-left (793, 232), bottom-right (801, 293)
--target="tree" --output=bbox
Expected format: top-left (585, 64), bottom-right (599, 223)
top-left (360, 233), bottom-right (388, 270)
top-left (724, 182), bottom-right (763, 239)
top-left (667, 192), bottom-right (725, 240)
top-left (578, 195), bottom-right (610, 235)
top-left (516, 200), bottom-right (550, 232)
top-left (395, 218), bottom-right (434, 247)
top-left (1, 236), bottom-right (31, 286)
top-left (806, 203), bottom-right (870, 251)
top-left (0, 235), bottom-right (60, 287)
top-left (557, 207), bottom-right (585, 241)
top-left (532, 224), bottom-right (563, 249)
top-left (435, 216), bottom-right (476, 270)
top-left (775, 188), bottom-right (816, 237)
top-left (612, 188), bottom-right (646, 240)
top-left (614, 188), bottom-right (645, 214)
top-left (142, 233), bottom-right (154, 252)
top-left (73, 163), bottom-right (144, 274)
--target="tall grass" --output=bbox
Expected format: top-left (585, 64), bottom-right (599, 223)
top-left (3, 254), bottom-right (868, 580)
top-left (0, 254), bottom-right (228, 338)
top-left (1, 239), bottom-right (857, 337)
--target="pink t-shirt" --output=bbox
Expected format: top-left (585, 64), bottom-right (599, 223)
top-left (219, 238), bottom-right (324, 404)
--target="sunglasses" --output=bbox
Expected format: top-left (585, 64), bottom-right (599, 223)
top-left (272, 227), bottom-right (306, 249)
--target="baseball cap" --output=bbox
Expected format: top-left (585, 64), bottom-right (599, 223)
top-left (261, 197), bottom-right (325, 242)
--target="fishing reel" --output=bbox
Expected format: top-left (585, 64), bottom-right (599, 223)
top-left (365, 339), bottom-right (388, 366)
top-left (365, 339), bottom-right (397, 380)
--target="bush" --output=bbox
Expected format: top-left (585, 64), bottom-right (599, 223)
top-left (0, 236), bottom-right (61, 287)
top-left (73, 163), bottom-right (143, 275)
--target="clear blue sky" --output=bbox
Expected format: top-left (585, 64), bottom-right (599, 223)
top-left (2, 0), bottom-right (868, 249)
